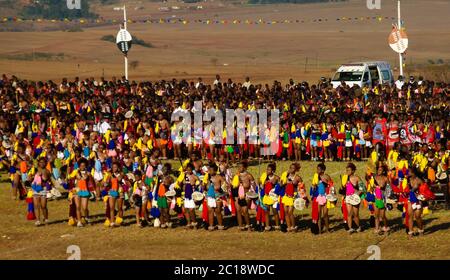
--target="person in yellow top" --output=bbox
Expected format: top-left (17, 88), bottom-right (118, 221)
top-left (12, 143), bottom-right (31, 200)
top-left (292, 121), bottom-right (302, 161)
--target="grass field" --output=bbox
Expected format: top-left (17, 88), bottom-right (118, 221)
top-left (1, 160), bottom-right (449, 260)
top-left (0, 0), bottom-right (449, 83)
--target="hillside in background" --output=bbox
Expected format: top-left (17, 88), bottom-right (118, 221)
top-left (0, 0), bottom-right (108, 19)
top-left (20, 0), bottom-right (98, 19)
top-left (0, 0), bottom-right (350, 19)
top-left (0, 0), bottom-right (448, 83)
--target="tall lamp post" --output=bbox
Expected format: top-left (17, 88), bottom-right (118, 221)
top-left (116, 5), bottom-right (132, 81)
top-left (398, 1), bottom-right (403, 76)
top-left (388, 1), bottom-right (408, 77)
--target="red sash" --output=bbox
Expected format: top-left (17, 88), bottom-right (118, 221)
top-left (78, 179), bottom-right (87, 191)
top-left (111, 177), bottom-right (119, 191)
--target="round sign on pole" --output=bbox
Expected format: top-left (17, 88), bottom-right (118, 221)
top-left (388, 26), bottom-right (408, 54)
top-left (116, 28), bottom-right (133, 55)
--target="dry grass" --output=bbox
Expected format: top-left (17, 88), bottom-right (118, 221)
top-left (0, 0), bottom-right (449, 83)
top-left (1, 160), bottom-right (449, 260)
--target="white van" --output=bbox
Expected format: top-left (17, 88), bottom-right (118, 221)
top-left (331, 61), bottom-right (394, 88)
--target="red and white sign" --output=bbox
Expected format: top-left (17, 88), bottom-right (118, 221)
top-left (388, 25), bottom-right (408, 54)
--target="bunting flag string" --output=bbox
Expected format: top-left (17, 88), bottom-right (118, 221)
top-left (0, 16), bottom-right (396, 26)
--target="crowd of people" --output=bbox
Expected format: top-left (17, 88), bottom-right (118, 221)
top-left (0, 74), bottom-right (448, 236)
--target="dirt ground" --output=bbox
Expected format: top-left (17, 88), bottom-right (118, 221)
top-left (0, 0), bottom-right (449, 83)
top-left (1, 160), bottom-right (449, 260)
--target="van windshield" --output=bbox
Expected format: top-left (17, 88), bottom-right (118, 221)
top-left (381, 70), bottom-right (391, 81)
top-left (332, 71), bottom-right (363, 82)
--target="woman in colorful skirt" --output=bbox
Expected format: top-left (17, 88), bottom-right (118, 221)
top-left (344, 162), bottom-right (364, 233)
top-left (74, 158), bottom-right (93, 227)
top-left (157, 164), bottom-right (174, 228)
top-left (281, 162), bottom-right (302, 232)
top-left (372, 162), bottom-right (390, 234)
top-left (132, 170), bottom-right (148, 227)
top-left (31, 157), bottom-right (52, 226)
top-left (406, 167), bottom-right (435, 238)
top-left (181, 163), bottom-right (199, 229)
top-left (310, 163), bottom-right (332, 234)
top-left (205, 163), bottom-right (227, 231)
top-left (106, 161), bottom-right (124, 227)
top-left (232, 160), bottom-right (254, 231)
top-left (11, 143), bottom-right (30, 200)
top-left (261, 162), bottom-right (280, 231)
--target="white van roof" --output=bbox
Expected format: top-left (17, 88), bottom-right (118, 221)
top-left (337, 65), bottom-right (366, 72)
top-left (349, 61), bottom-right (391, 68)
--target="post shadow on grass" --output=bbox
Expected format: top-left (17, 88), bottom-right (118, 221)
top-left (195, 211), bottom-right (321, 232)
top-left (46, 219), bottom-right (70, 225)
top-left (44, 217), bottom-right (104, 226)
top-left (378, 216), bottom-right (438, 234)
top-left (121, 221), bottom-right (136, 227)
top-left (84, 214), bottom-right (136, 226)
top-left (425, 221), bottom-right (450, 234)
top-left (177, 213), bottom-right (250, 231)
top-left (191, 215), bottom-right (235, 230)
top-left (109, 215), bottom-right (135, 227)
top-left (295, 214), bottom-right (312, 231)
top-left (43, 212), bottom-right (109, 226)
top-left (320, 217), bottom-right (345, 232)
top-left (297, 212), bottom-right (348, 233)
top-left (302, 214), bottom-right (386, 233)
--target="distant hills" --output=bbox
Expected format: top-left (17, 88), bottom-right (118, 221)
top-left (19, 0), bottom-right (98, 19)
top-left (0, 0), bottom-right (99, 19)
top-left (0, 0), bottom-right (349, 19)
